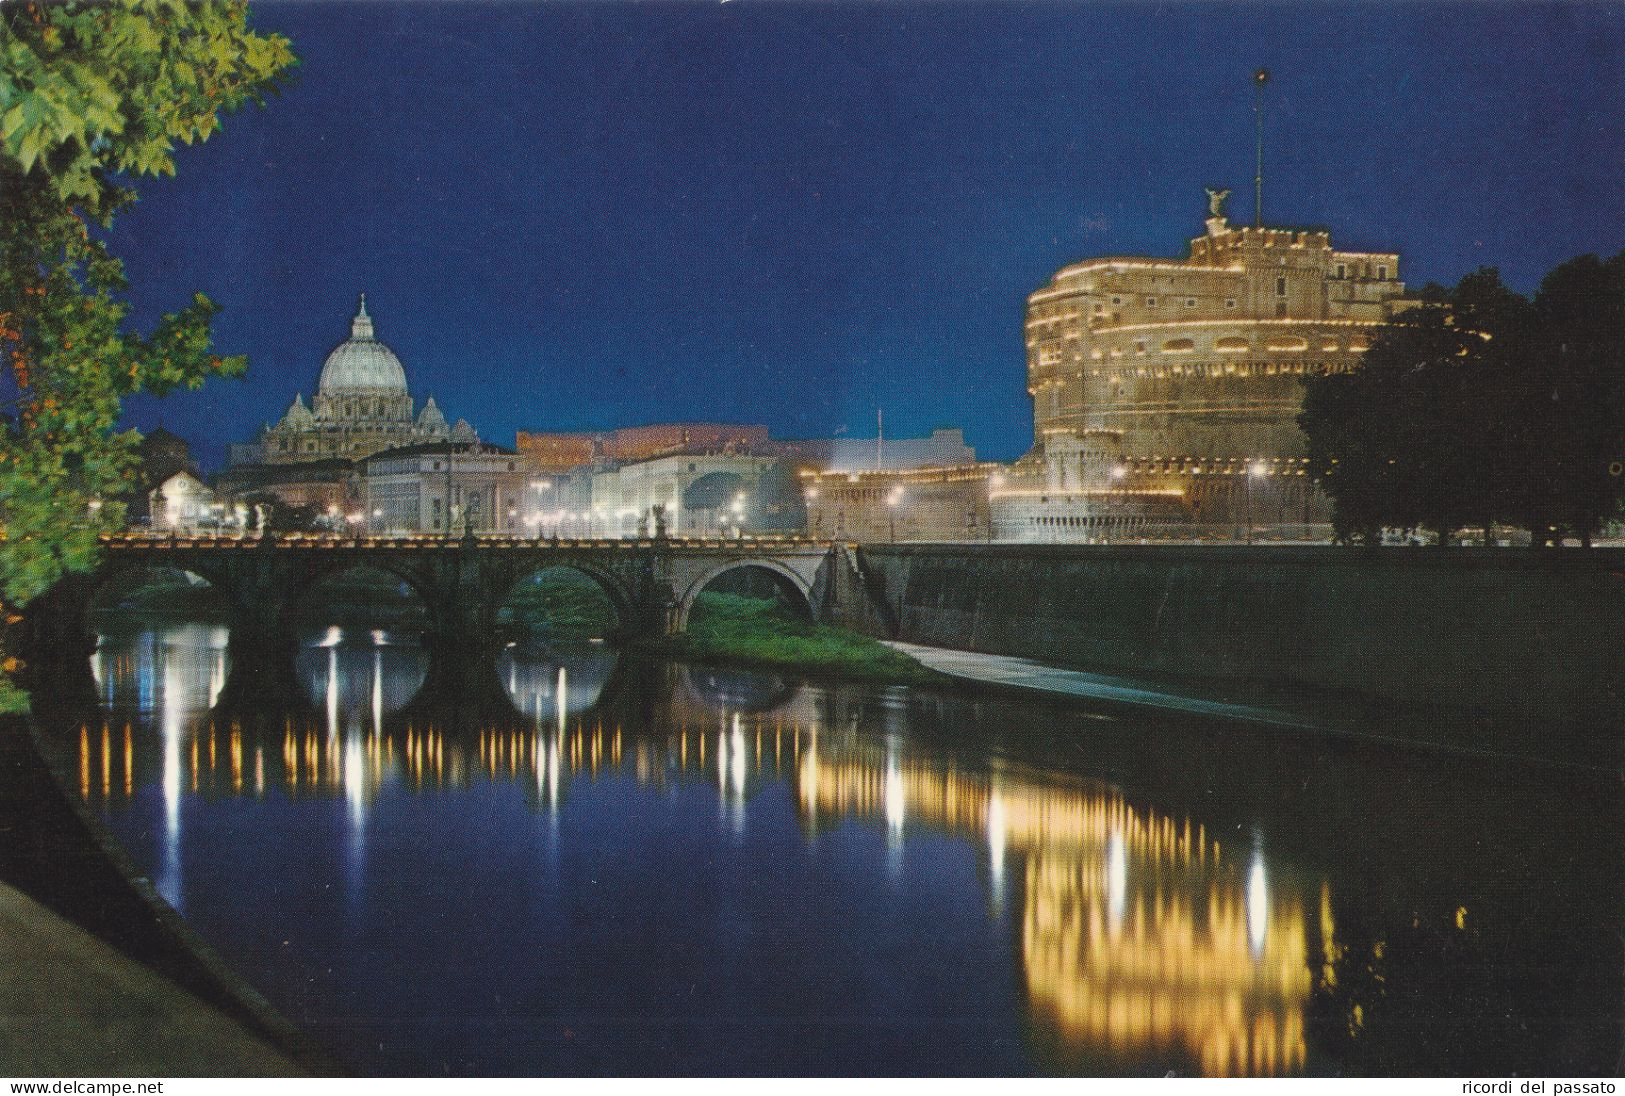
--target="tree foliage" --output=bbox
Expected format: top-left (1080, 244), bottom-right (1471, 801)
top-left (1301, 256), bottom-right (1625, 546)
top-left (0, 1), bottom-right (294, 608)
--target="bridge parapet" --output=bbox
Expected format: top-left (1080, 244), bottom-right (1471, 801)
top-left (97, 532), bottom-right (827, 552)
top-left (25, 536), bottom-right (852, 672)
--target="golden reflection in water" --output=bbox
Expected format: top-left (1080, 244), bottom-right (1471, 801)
top-left (79, 638), bottom-right (1323, 1077)
top-left (797, 750), bottom-right (1312, 1077)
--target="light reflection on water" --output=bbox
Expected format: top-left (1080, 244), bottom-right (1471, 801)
top-left (70, 622), bottom-right (1318, 1076)
top-left (52, 621), bottom-right (1620, 1077)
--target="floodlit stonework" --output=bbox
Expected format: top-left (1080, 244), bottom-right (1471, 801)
top-left (996, 193), bottom-right (1414, 542)
top-left (251, 296), bottom-right (476, 466)
top-left (802, 463), bottom-right (997, 542)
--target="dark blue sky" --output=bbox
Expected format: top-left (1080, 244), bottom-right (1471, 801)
top-left (114, 1), bottom-right (1625, 465)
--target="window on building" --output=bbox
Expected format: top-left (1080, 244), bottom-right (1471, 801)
top-left (1276, 301), bottom-right (1288, 317)
top-left (1185, 297), bottom-right (1197, 308)
top-left (1225, 298), bottom-right (1237, 309)
top-left (1377, 266), bottom-right (1388, 280)
top-left (1336, 264), bottom-right (1346, 279)
top-left (1276, 277), bottom-right (1287, 296)
top-left (1145, 296), bottom-right (1158, 308)
top-left (1110, 296), bottom-right (1122, 306)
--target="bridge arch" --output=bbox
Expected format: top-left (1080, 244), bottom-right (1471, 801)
top-left (674, 557), bottom-right (815, 633)
top-left (281, 559), bottom-right (437, 637)
top-left (495, 562), bottom-right (632, 642)
top-left (86, 561), bottom-right (232, 617)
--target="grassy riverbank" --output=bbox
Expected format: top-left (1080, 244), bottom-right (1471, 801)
top-left (500, 571), bottom-right (617, 639)
top-left (654, 592), bottom-right (945, 686)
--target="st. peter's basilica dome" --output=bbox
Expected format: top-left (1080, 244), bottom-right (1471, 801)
top-left (317, 294), bottom-right (408, 395)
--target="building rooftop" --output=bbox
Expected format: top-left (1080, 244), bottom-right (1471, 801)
top-left (366, 440), bottom-right (516, 462)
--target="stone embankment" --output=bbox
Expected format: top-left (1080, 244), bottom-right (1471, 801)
top-left (0, 717), bottom-right (325, 1075)
top-left (833, 544), bottom-right (1624, 769)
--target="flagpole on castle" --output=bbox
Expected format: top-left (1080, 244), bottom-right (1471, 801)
top-left (1253, 68), bottom-right (1269, 228)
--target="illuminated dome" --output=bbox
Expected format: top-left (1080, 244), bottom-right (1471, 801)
top-left (317, 295), bottom-right (408, 395)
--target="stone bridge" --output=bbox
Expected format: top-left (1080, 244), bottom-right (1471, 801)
top-left (24, 532), bottom-right (865, 672)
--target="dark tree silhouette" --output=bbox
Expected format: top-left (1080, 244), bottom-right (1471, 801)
top-left (1302, 257), bottom-right (1625, 547)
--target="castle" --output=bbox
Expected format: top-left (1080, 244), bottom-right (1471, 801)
top-left (994, 191), bottom-right (1415, 542)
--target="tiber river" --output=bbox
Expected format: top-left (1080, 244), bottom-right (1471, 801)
top-left (32, 618), bottom-right (1621, 1076)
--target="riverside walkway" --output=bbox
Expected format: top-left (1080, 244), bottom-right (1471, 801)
top-left (0, 882), bottom-right (300, 1076)
top-left (886, 640), bottom-right (1616, 775)
top-left (884, 641), bottom-right (1315, 728)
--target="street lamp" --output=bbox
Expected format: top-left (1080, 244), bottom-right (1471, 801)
top-left (1103, 467), bottom-right (1129, 544)
top-left (887, 486), bottom-right (905, 542)
top-left (1245, 461), bottom-right (1267, 545)
top-left (524, 480), bottom-right (555, 537)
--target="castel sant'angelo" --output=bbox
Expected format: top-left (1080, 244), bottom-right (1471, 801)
top-left (996, 189), bottom-right (1415, 542)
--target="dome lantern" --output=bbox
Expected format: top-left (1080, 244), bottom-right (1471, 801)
top-left (351, 292), bottom-right (374, 340)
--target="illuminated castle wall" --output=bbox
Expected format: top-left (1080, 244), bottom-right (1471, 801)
top-left (997, 193), bottom-right (1414, 542)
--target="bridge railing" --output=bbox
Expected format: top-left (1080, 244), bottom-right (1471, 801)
top-left (98, 531), bottom-right (830, 551)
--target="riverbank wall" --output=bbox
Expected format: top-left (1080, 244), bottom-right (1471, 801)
top-left (0, 715), bottom-right (331, 1073)
top-left (832, 544), bottom-right (1624, 766)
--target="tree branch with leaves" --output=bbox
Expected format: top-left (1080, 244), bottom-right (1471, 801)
top-left (0, 0), bottom-right (294, 708)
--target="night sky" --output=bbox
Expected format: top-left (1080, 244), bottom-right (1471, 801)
top-left (111, 1), bottom-right (1625, 467)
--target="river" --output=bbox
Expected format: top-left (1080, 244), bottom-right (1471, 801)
top-left (30, 618), bottom-right (1621, 1076)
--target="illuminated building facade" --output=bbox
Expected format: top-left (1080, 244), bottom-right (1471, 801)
top-left (222, 297), bottom-right (484, 521)
top-left (363, 440), bottom-right (528, 534)
top-left (147, 471), bottom-right (222, 533)
top-left (586, 451), bottom-right (801, 538)
top-left (801, 463), bottom-right (997, 542)
top-left (823, 427), bottom-right (976, 473)
top-left (997, 192), bottom-right (1413, 542)
top-left (516, 423), bottom-right (772, 474)
top-left (248, 296), bottom-right (477, 466)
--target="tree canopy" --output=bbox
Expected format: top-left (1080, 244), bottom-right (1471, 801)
top-left (0, 1), bottom-right (292, 708)
top-left (0, 1), bottom-right (294, 607)
top-left (1301, 255), bottom-right (1625, 546)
